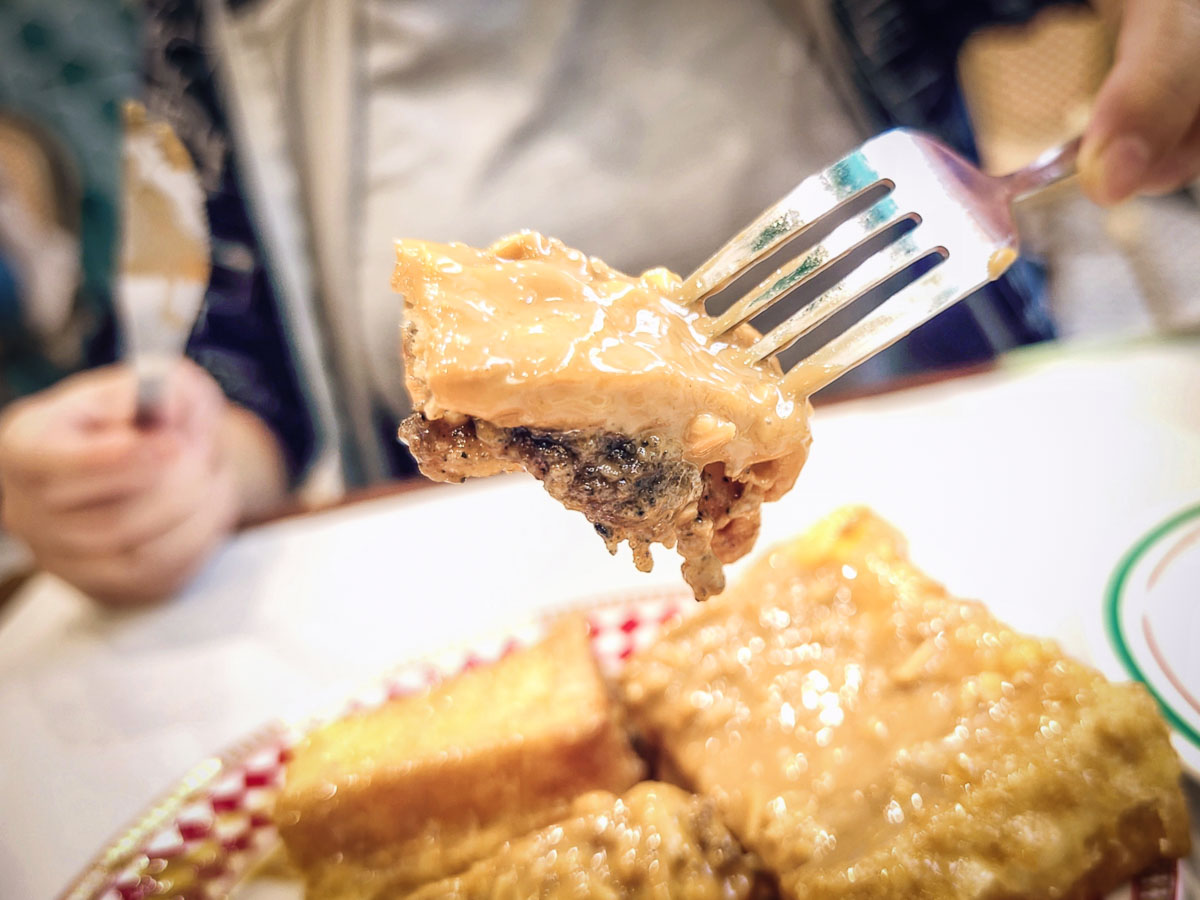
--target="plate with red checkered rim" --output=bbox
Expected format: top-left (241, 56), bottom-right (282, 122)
top-left (57, 588), bottom-right (1182, 900)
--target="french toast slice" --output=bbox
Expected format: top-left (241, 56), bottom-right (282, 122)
top-left (619, 508), bottom-right (1191, 900)
top-left (394, 232), bottom-right (811, 600)
top-left (277, 617), bottom-right (644, 899)
top-left (406, 782), bottom-right (771, 900)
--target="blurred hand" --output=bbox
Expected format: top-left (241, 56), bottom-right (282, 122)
top-left (1080, 0), bottom-right (1200, 204)
top-left (0, 361), bottom-right (270, 606)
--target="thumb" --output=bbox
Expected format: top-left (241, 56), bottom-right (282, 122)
top-left (1080, 0), bottom-right (1200, 205)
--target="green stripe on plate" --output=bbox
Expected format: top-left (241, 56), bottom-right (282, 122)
top-left (1104, 503), bottom-right (1200, 750)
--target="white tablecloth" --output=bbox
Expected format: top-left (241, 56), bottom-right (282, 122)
top-left (2, 336), bottom-right (1199, 898)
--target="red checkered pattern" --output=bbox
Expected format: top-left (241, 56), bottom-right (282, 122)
top-left (586, 592), bottom-right (686, 672)
top-left (59, 589), bottom-right (1177, 900)
top-left (85, 737), bottom-right (290, 900)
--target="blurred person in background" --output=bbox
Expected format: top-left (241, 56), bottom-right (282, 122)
top-left (0, 0), bottom-right (1197, 606)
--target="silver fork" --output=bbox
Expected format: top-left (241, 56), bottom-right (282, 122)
top-left (683, 129), bottom-right (1080, 394)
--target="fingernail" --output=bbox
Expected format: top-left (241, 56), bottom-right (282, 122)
top-left (1084, 134), bottom-right (1152, 205)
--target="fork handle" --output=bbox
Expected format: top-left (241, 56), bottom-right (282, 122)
top-left (1003, 136), bottom-right (1082, 201)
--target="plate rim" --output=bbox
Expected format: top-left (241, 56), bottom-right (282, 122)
top-left (57, 721), bottom-right (292, 900)
top-left (1104, 502), bottom-right (1200, 754)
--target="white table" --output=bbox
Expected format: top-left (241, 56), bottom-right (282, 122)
top-left (2, 336), bottom-right (1199, 898)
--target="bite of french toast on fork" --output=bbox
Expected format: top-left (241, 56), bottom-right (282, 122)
top-left (396, 231), bottom-right (812, 600)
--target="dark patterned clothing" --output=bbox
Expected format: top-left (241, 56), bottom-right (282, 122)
top-left (0, 0), bottom-right (314, 483)
top-left (137, 0), bottom-right (315, 485)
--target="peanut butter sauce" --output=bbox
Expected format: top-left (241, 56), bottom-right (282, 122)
top-left (395, 231), bottom-right (811, 477)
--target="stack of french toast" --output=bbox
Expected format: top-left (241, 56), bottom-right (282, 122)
top-left (275, 508), bottom-right (1190, 899)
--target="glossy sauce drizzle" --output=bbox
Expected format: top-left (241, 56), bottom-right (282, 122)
top-left (396, 231), bottom-right (812, 476)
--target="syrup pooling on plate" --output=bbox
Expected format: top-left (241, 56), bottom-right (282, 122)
top-left (396, 231), bottom-right (812, 477)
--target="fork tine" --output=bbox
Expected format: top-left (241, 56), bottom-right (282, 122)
top-left (747, 228), bottom-right (944, 362)
top-left (782, 256), bottom-right (984, 395)
top-left (683, 150), bottom-right (889, 305)
top-left (703, 198), bottom-right (913, 337)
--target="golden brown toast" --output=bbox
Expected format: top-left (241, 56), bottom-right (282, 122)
top-left (277, 617), bottom-right (645, 899)
top-left (619, 507), bottom-right (1190, 900)
top-left (406, 782), bottom-right (771, 900)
